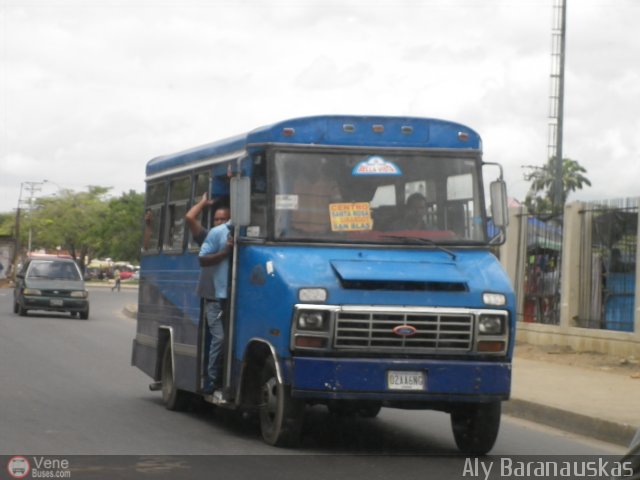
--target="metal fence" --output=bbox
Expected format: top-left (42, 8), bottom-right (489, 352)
top-left (522, 212), bottom-right (563, 325)
top-left (578, 199), bottom-right (638, 332)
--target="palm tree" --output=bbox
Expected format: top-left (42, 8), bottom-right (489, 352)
top-left (522, 157), bottom-right (591, 213)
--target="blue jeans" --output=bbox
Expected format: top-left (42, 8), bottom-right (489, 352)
top-left (205, 300), bottom-right (226, 390)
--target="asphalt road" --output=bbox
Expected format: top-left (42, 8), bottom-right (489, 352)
top-left (0, 286), bottom-right (626, 479)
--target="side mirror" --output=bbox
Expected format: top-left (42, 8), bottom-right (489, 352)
top-left (230, 176), bottom-right (251, 227)
top-left (490, 179), bottom-right (509, 228)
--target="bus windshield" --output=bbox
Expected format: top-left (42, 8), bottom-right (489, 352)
top-left (273, 150), bottom-right (487, 244)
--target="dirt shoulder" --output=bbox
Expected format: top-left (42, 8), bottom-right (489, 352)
top-left (515, 341), bottom-right (640, 378)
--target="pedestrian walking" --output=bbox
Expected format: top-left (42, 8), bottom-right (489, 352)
top-left (112, 268), bottom-right (121, 292)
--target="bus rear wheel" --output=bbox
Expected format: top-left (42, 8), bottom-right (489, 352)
top-left (259, 357), bottom-right (304, 447)
top-left (450, 401), bottom-right (501, 455)
top-left (160, 345), bottom-right (190, 411)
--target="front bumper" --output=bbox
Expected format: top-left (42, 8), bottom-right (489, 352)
top-left (291, 356), bottom-right (511, 402)
top-left (22, 296), bottom-right (89, 313)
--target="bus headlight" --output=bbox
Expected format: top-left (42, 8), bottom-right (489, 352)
top-left (478, 315), bottom-right (504, 335)
top-left (71, 290), bottom-right (88, 298)
top-left (297, 311), bottom-right (328, 331)
top-left (23, 288), bottom-right (42, 296)
top-left (292, 305), bottom-right (336, 351)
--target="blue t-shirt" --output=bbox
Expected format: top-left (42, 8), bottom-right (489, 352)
top-left (198, 222), bottom-right (231, 300)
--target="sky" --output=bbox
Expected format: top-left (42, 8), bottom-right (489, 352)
top-left (1, 0), bottom-right (639, 214)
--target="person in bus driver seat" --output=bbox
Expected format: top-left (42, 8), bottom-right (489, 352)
top-left (394, 192), bottom-right (431, 230)
top-left (196, 200), bottom-right (233, 395)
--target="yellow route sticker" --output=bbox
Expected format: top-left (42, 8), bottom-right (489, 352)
top-left (329, 203), bottom-right (373, 232)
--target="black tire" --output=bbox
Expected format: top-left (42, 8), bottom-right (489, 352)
top-left (80, 308), bottom-right (89, 320)
top-left (17, 302), bottom-right (28, 317)
top-left (13, 301), bottom-right (18, 314)
top-left (160, 345), bottom-right (190, 411)
top-left (450, 401), bottom-right (501, 455)
top-left (259, 357), bottom-right (304, 447)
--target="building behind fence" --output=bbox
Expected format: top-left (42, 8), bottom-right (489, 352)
top-left (501, 199), bottom-right (640, 357)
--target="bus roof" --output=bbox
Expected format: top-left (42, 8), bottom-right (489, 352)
top-left (145, 115), bottom-right (481, 178)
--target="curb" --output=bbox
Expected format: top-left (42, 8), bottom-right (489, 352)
top-left (504, 398), bottom-right (637, 447)
top-left (86, 283), bottom-right (138, 290)
top-left (123, 305), bottom-right (137, 320)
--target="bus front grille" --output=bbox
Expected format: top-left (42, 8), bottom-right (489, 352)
top-left (334, 309), bottom-right (474, 353)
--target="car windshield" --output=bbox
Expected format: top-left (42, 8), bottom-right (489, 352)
top-left (272, 150), bottom-right (487, 244)
top-left (28, 260), bottom-right (82, 281)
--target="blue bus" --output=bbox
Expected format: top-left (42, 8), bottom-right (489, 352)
top-left (131, 115), bottom-right (514, 454)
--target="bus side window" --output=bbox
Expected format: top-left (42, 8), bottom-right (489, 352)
top-left (165, 176), bottom-right (191, 251)
top-left (144, 182), bottom-right (166, 252)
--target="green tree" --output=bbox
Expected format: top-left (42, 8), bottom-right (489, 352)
top-left (522, 157), bottom-right (591, 213)
top-left (99, 190), bottom-right (145, 262)
top-left (0, 212), bottom-right (16, 236)
top-left (30, 186), bottom-right (110, 270)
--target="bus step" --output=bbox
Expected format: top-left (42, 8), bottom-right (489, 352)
top-left (148, 381), bottom-right (162, 391)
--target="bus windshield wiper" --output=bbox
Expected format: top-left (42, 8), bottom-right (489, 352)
top-left (380, 235), bottom-right (457, 261)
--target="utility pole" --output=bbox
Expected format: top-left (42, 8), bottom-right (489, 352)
top-left (20, 181), bottom-right (45, 253)
top-left (548, 0), bottom-right (567, 212)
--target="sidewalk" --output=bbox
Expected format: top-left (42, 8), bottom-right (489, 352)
top-left (506, 347), bottom-right (640, 446)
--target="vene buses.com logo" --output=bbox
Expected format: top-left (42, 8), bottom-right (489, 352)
top-left (7, 456), bottom-right (30, 479)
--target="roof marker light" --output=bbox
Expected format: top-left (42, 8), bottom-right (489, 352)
top-left (282, 127), bottom-right (295, 136)
top-left (343, 124), bottom-right (355, 133)
top-left (401, 125), bottom-right (413, 135)
top-left (372, 124), bottom-right (384, 133)
top-left (458, 131), bottom-right (470, 141)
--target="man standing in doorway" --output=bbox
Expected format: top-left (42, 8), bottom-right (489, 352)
top-left (198, 205), bottom-right (233, 394)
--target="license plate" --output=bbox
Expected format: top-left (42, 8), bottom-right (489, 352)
top-left (387, 370), bottom-right (426, 391)
top-left (50, 299), bottom-right (64, 306)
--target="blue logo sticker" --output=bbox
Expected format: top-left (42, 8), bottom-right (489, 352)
top-left (352, 156), bottom-right (402, 176)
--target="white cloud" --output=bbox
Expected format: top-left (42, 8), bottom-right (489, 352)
top-left (1, 0), bottom-right (639, 213)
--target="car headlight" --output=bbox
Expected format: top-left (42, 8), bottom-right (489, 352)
top-left (23, 288), bottom-right (42, 296)
top-left (71, 291), bottom-right (88, 298)
top-left (478, 315), bottom-right (504, 335)
top-left (297, 311), bottom-right (328, 331)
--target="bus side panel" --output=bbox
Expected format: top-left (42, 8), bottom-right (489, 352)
top-left (233, 245), bottom-right (299, 373)
top-left (131, 338), bottom-right (158, 380)
top-left (134, 253), bottom-right (202, 391)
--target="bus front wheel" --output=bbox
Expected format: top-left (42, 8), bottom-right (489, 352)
top-left (160, 345), bottom-right (190, 411)
top-left (450, 401), bottom-right (501, 455)
top-left (259, 357), bottom-right (304, 447)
